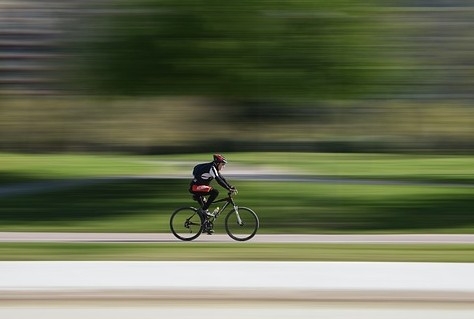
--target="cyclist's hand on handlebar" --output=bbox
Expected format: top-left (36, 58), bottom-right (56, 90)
top-left (229, 187), bottom-right (238, 195)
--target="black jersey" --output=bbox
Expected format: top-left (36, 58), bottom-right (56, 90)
top-left (191, 162), bottom-right (232, 190)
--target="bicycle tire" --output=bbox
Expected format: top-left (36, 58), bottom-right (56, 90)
top-left (224, 207), bottom-right (259, 241)
top-left (170, 207), bottom-right (204, 241)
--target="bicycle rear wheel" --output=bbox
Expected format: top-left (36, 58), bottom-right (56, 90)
top-left (225, 207), bottom-right (259, 241)
top-left (170, 207), bottom-right (203, 241)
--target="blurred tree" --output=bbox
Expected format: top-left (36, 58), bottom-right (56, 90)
top-left (74, 0), bottom-right (387, 99)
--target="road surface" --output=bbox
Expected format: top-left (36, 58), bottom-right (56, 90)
top-left (1, 261), bottom-right (474, 319)
top-left (1, 300), bottom-right (473, 319)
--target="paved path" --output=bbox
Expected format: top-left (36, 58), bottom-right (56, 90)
top-left (1, 232), bottom-right (474, 243)
top-left (1, 261), bottom-right (474, 296)
top-left (1, 261), bottom-right (474, 312)
top-left (1, 301), bottom-right (473, 319)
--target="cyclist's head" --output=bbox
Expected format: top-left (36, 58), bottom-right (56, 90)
top-left (213, 154), bottom-right (227, 165)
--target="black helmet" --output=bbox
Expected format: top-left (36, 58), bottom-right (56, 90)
top-left (213, 154), bottom-right (227, 164)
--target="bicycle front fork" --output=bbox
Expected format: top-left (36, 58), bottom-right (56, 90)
top-left (234, 205), bottom-right (243, 226)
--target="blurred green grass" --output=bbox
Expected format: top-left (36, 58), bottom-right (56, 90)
top-left (0, 243), bottom-right (472, 262)
top-left (0, 152), bottom-right (473, 233)
top-left (0, 179), bottom-right (473, 233)
top-left (0, 153), bottom-right (167, 184)
top-left (1, 152), bottom-right (474, 184)
top-left (228, 152), bottom-right (474, 184)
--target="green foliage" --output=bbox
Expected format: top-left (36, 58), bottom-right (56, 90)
top-left (76, 0), bottom-right (384, 98)
top-left (1, 98), bottom-right (472, 154)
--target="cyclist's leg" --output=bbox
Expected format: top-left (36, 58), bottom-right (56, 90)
top-left (191, 185), bottom-right (218, 211)
top-left (190, 186), bottom-right (218, 234)
top-left (191, 194), bottom-right (206, 208)
top-left (203, 188), bottom-right (219, 210)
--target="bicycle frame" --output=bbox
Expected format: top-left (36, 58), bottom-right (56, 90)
top-left (209, 193), bottom-right (234, 215)
top-left (197, 193), bottom-right (240, 224)
top-left (171, 192), bottom-right (258, 241)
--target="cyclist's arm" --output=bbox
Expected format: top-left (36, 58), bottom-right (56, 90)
top-left (210, 166), bottom-right (233, 190)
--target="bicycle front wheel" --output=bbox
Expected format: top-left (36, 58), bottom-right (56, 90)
top-left (170, 207), bottom-right (203, 241)
top-left (225, 207), bottom-right (259, 241)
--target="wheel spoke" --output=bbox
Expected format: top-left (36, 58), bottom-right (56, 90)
top-left (225, 207), bottom-right (259, 241)
top-left (170, 207), bottom-right (203, 241)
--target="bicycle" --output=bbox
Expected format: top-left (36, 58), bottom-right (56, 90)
top-left (170, 192), bottom-right (259, 241)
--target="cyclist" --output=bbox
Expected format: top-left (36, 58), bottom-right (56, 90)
top-left (189, 154), bottom-right (237, 223)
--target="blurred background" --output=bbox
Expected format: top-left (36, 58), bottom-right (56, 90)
top-left (0, 0), bottom-right (473, 154)
top-left (1, 3), bottom-right (473, 315)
